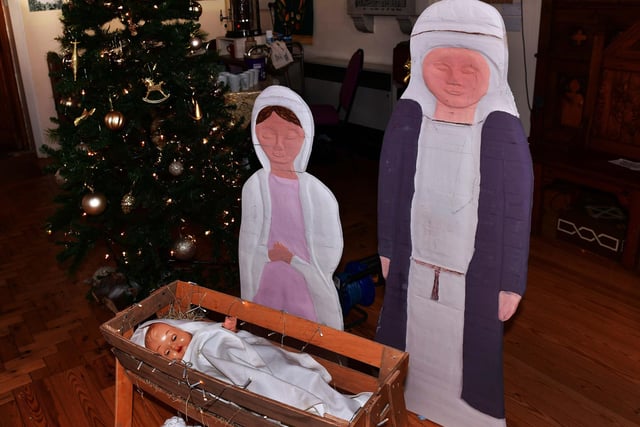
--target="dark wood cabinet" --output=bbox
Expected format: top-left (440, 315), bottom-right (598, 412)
top-left (530, 0), bottom-right (640, 269)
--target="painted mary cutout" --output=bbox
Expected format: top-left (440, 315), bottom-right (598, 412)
top-left (239, 86), bottom-right (344, 330)
top-left (375, 0), bottom-right (534, 426)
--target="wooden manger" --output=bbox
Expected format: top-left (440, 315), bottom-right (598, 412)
top-left (100, 280), bottom-right (409, 427)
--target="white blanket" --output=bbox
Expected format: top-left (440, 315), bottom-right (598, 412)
top-left (131, 319), bottom-right (370, 420)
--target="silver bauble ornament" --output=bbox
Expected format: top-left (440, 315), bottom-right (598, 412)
top-left (189, 37), bottom-right (202, 50)
top-left (169, 160), bottom-right (184, 176)
top-left (121, 192), bottom-right (135, 214)
top-left (189, 36), bottom-right (203, 50)
top-left (82, 192), bottom-right (107, 215)
top-left (172, 235), bottom-right (197, 260)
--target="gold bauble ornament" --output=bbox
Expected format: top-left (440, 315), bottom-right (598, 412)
top-left (121, 192), bottom-right (135, 214)
top-left (172, 235), bottom-right (197, 261)
top-left (104, 110), bottom-right (125, 131)
top-left (82, 192), bottom-right (107, 215)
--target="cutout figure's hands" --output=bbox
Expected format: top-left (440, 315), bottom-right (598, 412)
top-left (380, 256), bottom-right (391, 279)
top-left (269, 241), bottom-right (293, 263)
top-left (498, 291), bottom-right (522, 321)
top-left (223, 316), bottom-right (238, 332)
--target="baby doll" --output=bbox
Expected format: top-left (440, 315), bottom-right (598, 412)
top-left (134, 318), bottom-right (370, 420)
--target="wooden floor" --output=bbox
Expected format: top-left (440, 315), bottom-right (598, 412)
top-left (0, 149), bottom-right (638, 427)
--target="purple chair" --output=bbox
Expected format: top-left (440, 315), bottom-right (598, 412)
top-left (310, 49), bottom-right (364, 139)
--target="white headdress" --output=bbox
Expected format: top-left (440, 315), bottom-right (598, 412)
top-left (404, 0), bottom-right (519, 122)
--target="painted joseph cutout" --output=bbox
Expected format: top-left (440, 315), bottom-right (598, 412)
top-left (239, 85), bottom-right (344, 330)
top-left (375, 0), bottom-right (534, 426)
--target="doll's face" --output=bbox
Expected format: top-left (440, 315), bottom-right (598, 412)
top-left (255, 112), bottom-right (304, 173)
top-left (145, 322), bottom-right (192, 360)
top-left (422, 47), bottom-right (490, 111)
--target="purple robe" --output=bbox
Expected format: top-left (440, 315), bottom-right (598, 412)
top-left (376, 99), bottom-right (533, 418)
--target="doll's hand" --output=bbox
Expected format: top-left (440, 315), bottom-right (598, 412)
top-left (222, 316), bottom-right (238, 332)
top-left (379, 256), bottom-right (390, 279)
top-left (498, 291), bottom-right (522, 321)
top-left (268, 242), bottom-right (293, 263)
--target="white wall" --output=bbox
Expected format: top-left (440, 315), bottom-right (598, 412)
top-left (303, 1), bottom-right (410, 66)
top-left (6, 0), bottom-right (540, 155)
top-left (7, 0), bottom-right (60, 155)
top-left (291, 0), bottom-right (542, 133)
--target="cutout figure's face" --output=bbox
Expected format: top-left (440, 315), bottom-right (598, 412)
top-left (145, 322), bottom-right (192, 360)
top-left (255, 112), bottom-right (304, 176)
top-left (422, 47), bottom-right (490, 123)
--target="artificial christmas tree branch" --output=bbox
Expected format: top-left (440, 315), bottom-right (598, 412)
top-left (43, 0), bottom-right (254, 304)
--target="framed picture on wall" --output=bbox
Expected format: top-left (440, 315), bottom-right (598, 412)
top-left (28, 0), bottom-right (63, 12)
top-left (272, 0), bottom-right (313, 38)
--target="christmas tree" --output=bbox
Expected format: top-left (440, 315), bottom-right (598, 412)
top-left (42, 0), bottom-right (254, 305)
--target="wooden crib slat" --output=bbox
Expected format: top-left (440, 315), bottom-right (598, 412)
top-left (113, 348), bottom-right (348, 427)
top-left (173, 281), bottom-right (405, 370)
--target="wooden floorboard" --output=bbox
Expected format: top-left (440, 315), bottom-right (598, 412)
top-left (0, 151), bottom-right (638, 426)
top-left (12, 381), bottom-right (59, 427)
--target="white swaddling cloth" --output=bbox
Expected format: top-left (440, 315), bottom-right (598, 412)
top-left (131, 319), bottom-right (371, 421)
